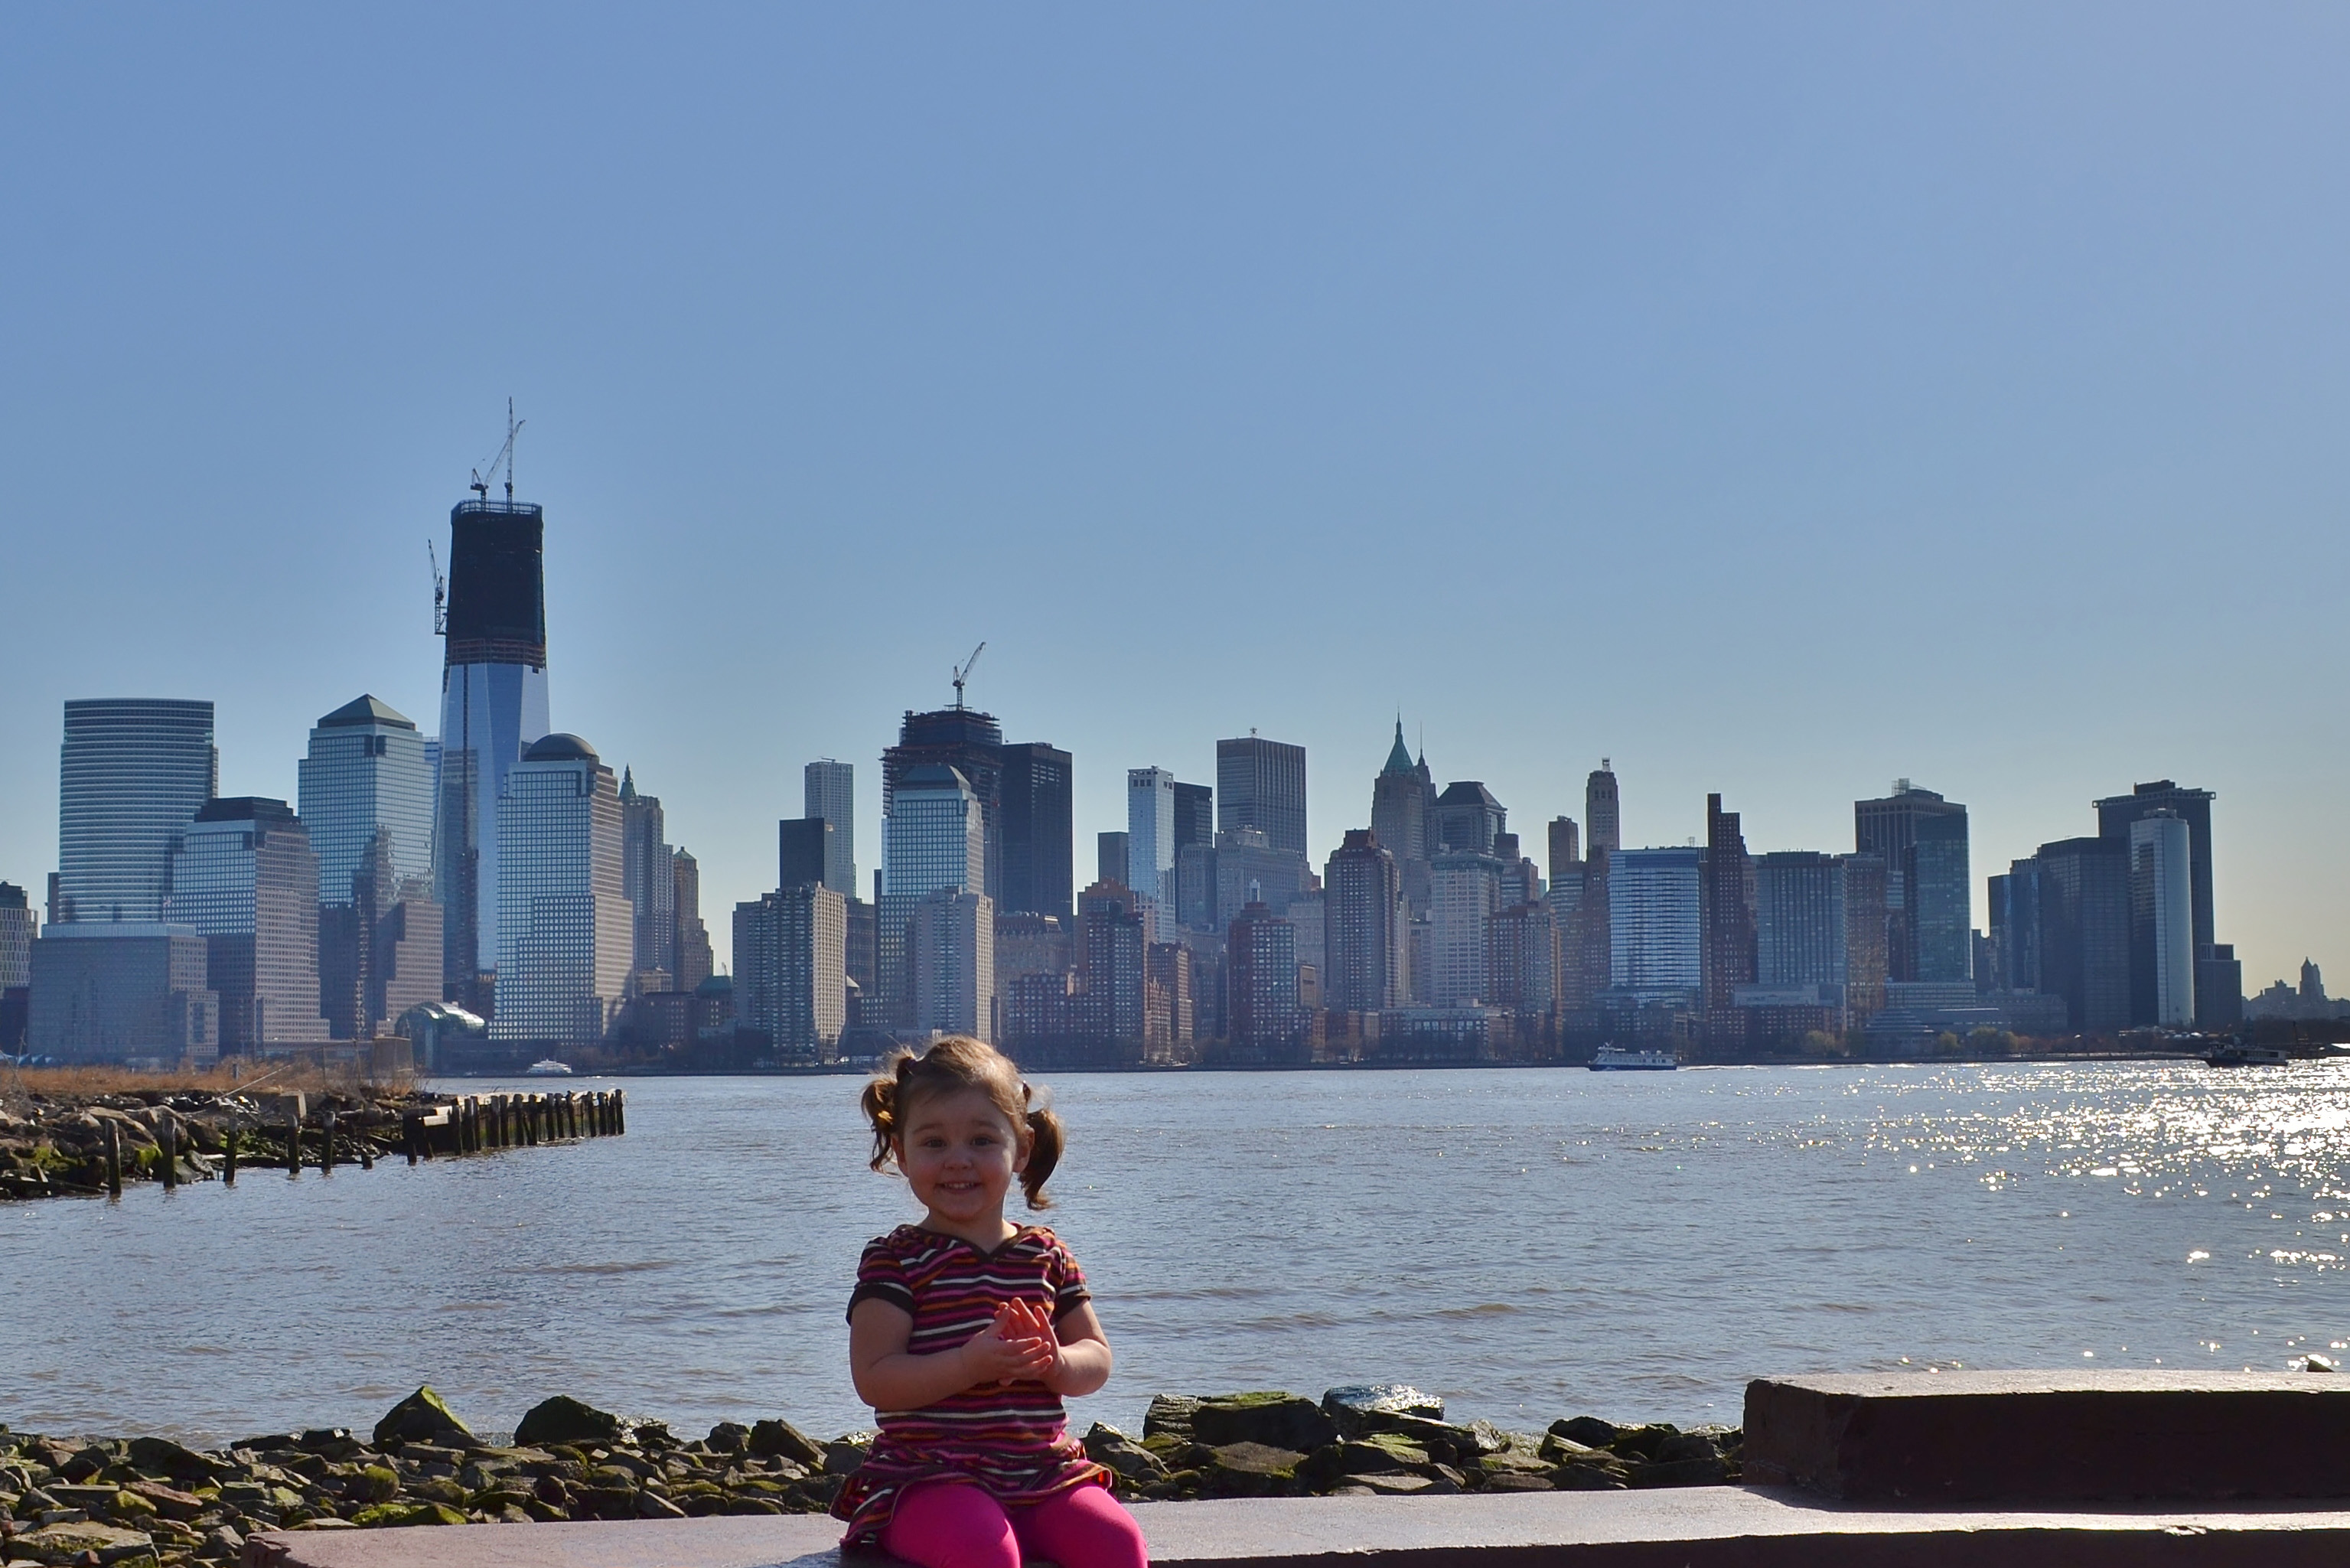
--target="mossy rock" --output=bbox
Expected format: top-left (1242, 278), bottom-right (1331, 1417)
top-left (354, 1466), bottom-right (399, 1504)
top-left (1191, 1392), bottom-right (1338, 1453)
top-left (1201, 1441), bottom-right (1305, 1498)
top-left (351, 1501), bottom-right (466, 1527)
top-left (371, 1387), bottom-right (477, 1449)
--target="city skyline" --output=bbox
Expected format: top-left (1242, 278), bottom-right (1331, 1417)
top-left (5, 8), bottom-right (2348, 993)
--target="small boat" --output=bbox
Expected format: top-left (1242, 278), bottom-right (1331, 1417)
top-left (526, 1059), bottom-right (575, 1077)
top-left (2203, 1042), bottom-right (2293, 1068)
top-left (1590, 1045), bottom-right (1678, 1071)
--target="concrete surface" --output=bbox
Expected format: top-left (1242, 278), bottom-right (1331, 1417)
top-left (1743, 1370), bottom-right (2350, 1503)
top-left (246, 1487), bottom-right (2350, 1568)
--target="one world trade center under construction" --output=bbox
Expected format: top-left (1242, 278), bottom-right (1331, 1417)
top-left (433, 435), bottom-right (549, 1015)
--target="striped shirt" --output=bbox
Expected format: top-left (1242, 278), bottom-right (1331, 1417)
top-left (833, 1224), bottom-right (1110, 1542)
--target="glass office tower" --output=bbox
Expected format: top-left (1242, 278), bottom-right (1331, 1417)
top-left (298, 695), bottom-right (435, 906)
top-left (57, 698), bottom-right (218, 923)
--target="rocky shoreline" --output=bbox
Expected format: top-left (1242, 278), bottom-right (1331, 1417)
top-left (0, 1384), bottom-right (1738, 1567)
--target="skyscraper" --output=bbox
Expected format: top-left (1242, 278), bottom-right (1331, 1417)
top-left (672, 848), bottom-right (715, 993)
top-left (1096, 831), bottom-right (1129, 890)
top-left (57, 698), bottom-right (217, 924)
top-left (2130, 813), bottom-right (2195, 1027)
top-left (999, 743), bottom-right (1074, 922)
top-left (1227, 899), bottom-right (1305, 1056)
top-left (1429, 850), bottom-right (1503, 1006)
top-left (879, 764), bottom-right (985, 1025)
top-left (910, 888), bottom-right (995, 1042)
top-left (1324, 830), bottom-right (1406, 1014)
top-left (1586, 762), bottom-right (1622, 859)
top-left (1217, 735), bottom-right (1307, 859)
top-left (803, 759), bottom-right (858, 900)
top-left (1126, 768), bottom-right (1178, 929)
top-left (2026, 836), bottom-right (2132, 1033)
top-left (1608, 846), bottom-right (1702, 992)
top-left (1435, 782), bottom-right (1506, 856)
top-left (435, 491), bottom-right (551, 1009)
top-left (884, 706), bottom-right (1003, 904)
top-left (1701, 795), bottom-right (1757, 1029)
top-left (1547, 817), bottom-right (1580, 884)
top-left (298, 696), bottom-right (435, 908)
top-left (735, 882), bottom-right (847, 1059)
top-left (0, 883), bottom-right (33, 991)
top-left (1753, 852), bottom-right (1846, 989)
top-left (779, 818), bottom-right (832, 890)
top-left (491, 735), bottom-right (633, 1046)
top-left (1854, 781), bottom-right (1971, 983)
top-left (2094, 781), bottom-right (2216, 951)
top-left (165, 797), bottom-right (330, 1051)
top-left (1371, 722), bottom-right (1434, 911)
top-left (618, 770), bottom-right (676, 983)
top-left (1173, 781), bottom-right (1214, 853)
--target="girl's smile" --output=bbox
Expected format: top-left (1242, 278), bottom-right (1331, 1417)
top-left (894, 1087), bottom-right (1031, 1245)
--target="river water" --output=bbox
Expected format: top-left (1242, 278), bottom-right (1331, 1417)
top-left (6, 1062), bottom-right (2348, 1446)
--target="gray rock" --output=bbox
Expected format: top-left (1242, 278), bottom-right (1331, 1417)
top-left (1322, 1384), bottom-right (1444, 1438)
top-left (1191, 1392), bottom-right (1339, 1453)
top-left (1080, 1423), bottom-right (1167, 1482)
top-left (126, 1436), bottom-right (233, 1482)
top-left (705, 1423), bottom-right (749, 1454)
top-left (515, 1397), bottom-right (624, 1449)
top-left (747, 1419), bottom-right (826, 1468)
top-left (1549, 1415), bottom-right (1619, 1449)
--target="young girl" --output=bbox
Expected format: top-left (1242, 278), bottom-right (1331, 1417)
top-left (837, 1036), bottom-right (1150, 1568)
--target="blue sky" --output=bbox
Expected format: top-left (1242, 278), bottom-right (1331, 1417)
top-left (4, 5), bottom-right (2346, 988)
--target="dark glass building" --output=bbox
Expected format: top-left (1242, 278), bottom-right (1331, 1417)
top-left (1854, 782), bottom-right (1971, 984)
top-left (2028, 836), bottom-right (2132, 1033)
top-left (779, 818), bottom-right (833, 891)
top-left (1000, 742), bottom-right (1074, 922)
top-left (885, 707), bottom-right (1004, 905)
top-left (1217, 736), bottom-right (1307, 859)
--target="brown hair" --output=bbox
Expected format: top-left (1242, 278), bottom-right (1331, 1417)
top-left (860, 1036), bottom-right (1064, 1210)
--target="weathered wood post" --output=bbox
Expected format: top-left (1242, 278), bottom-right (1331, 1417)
top-left (357, 1120), bottom-right (374, 1169)
top-left (403, 1112), bottom-right (419, 1164)
top-left (321, 1109), bottom-right (337, 1173)
top-left (612, 1090), bottom-right (625, 1136)
top-left (524, 1095), bottom-right (539, 1146)
top-left (286, 1107), bottom-right (302, 1173)
top-left (159, 1115), bottom-right (178, 1190)
top-left (104, 1120), bottom-right (122, 1197)
top-left (223, 1127), bottom-right (238, 1185)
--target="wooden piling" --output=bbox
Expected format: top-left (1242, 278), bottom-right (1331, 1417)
top-left (321, 1110), bottom-right (337, 1173)
top-left (612, 1090), bottom-right (625, 1136)
top-left (223, 1129), bottom-right (237, 1185)
top-left (357, 1123), bottom-right (374, 1169)
top-left (524, 1095), bottom-right (539, 1146)
top-left (159, 1116), bottom-right (178, 1190)
top-left (104, 1120), bottom-right (122, 1197)
top-left (286, 1110), bottom-right (301, 1174)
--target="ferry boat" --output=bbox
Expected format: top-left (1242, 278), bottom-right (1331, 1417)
top-left (1589, 1045), bottom-right (1678, 1071)
top-left (2203, 1042), bottom-right (2292, 1068)
top-left (526, 1059), bottom-right (575, 1077)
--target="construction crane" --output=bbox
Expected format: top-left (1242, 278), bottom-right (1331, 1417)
top-left (951, 642), bottom-right (986, 709)
top-left (468, 398), bottom-right (526, 502)
top-left (427, 542), bottom-right (447, 636)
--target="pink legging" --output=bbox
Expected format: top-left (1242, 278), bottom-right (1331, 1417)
top-left (880, 1480), bottom-right (1149, 1568)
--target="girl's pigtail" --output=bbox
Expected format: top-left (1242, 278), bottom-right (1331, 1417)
top-left (861, 1048), bottom-right (918, 1172)
top-left (1019, 1081), bottom-right (1064, 1210)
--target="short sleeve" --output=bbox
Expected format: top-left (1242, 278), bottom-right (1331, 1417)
top-left (846, 1234), bottom-right (916, 1323)
top-left (1045, 1235), bottom-right (1092, 1322)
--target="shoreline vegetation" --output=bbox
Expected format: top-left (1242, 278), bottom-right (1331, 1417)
top-left (0, 1069), bottom-right (624, 1202)
top-left (0, 1385), bottom-right (1737, 1568)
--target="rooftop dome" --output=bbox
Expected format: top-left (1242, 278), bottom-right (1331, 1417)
top-left (524, 732), bottom-right (598, 762)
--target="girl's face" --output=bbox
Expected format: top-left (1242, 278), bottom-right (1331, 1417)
top-left (894, 1086), bottom-right (1029, 1230)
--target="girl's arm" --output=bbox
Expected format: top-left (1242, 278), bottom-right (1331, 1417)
top-left (849, 1298), bottom-right (1054, 1412)
top-left (1045, 1301), bottom-right (1114, 1398)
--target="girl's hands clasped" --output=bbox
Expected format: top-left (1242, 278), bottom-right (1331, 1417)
top-left (960, 1299), bottom-right (1059, 1388)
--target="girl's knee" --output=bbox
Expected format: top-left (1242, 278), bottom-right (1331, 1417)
top-left (1016, 1484), bottom-right (1149, 1568)
top-left (882, 1483), bottom-right (1021, 1568)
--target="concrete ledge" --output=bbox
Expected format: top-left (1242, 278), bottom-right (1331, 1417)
top-left (1744, 1371), bottom-right (2350, 1503)
top-left (248, 1488), bottom-right (2350, 1568)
